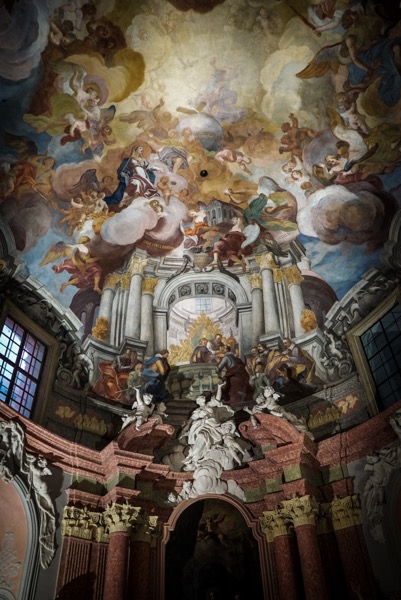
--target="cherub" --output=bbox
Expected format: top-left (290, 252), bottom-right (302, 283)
top-left (121, 387), bottom-right (155, 431)
top-left (147, 199), bottom-right (165, 218)
top-left (244, 386), bottom-right (284, 428)
top-left (156, 175), bottom-right (173, 205)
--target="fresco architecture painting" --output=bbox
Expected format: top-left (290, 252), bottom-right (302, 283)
top-left (1, 0), bottom-right (401, 598)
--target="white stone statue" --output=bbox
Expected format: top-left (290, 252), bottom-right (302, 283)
top-left (244, 385), bottom-right (312, 438)
top-left (121, 387), bottom-right (155, 431)
top-left (168, 383), bottom-right (247, 504)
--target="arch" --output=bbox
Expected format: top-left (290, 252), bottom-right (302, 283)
top-left (157, 495), bottom-right (269, 600)
top-left (155, 271), bottom-right (250, 312)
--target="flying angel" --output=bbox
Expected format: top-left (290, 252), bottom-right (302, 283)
top-left (39, 237), bottom-right (102, 293)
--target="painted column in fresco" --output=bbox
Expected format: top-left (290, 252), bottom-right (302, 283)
top-left (153, 306), bottom-right (168, 352)
top-left (261, 510), bottom-right (301, 600)
top-left (284, 265), bottom-right (306, 337)
top-left (255, 254), bottom-right (280, 333)
top-left (282, 496), bottom-right (329, 600)
top-left (103, 504), bottom-right (140, 600)
top-left (247, 272), bottom-right (265, 343)
top-left (140, 277), bottom-right (159, 358)
top-left (97, 274), bottom-right (117, 343)
top-left (125, 256), bottom-right (148, 340)
top-left (127, 515), bottom-right (159, 600)
top-left (331, 496), bottom-right (377, 599)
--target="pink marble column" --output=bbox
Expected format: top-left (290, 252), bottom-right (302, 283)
top-left (331, 496), bottom-right (378, 599)
top-left (294, 524), bottom-right (329, 600)
top-left (103, 531), bottom-right (130, 600)
top-left (261, 510), bottom-right (301, 600)
top-left (102, 503), bottom-right (142, 600)
top-left (282, 495), bottom-right (329, 600)
top-left (127, 540), bottom-right (151, 600)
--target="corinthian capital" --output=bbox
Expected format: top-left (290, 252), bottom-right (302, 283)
top-left (282, 495), bottom-right (320, 527)
top-left (128, 255), bottom-right (148, 275)
top-left (103, 503), bottom-right (141, 534)
top-left (284, 265), bottom-right (303, 286)
top-left (260, 509), bottom-right (290, 542)
top-left (255, 253), bottom-right (276, 271)
top-left (142, 276), bottom-right (158, 294)
top-left (246, 273), bottom-right (263, 290)
top-left (331, 495), bottom-right (362, 531)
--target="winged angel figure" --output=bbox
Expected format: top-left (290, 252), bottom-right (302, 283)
top-left (24, 63), bottom-right (115, 156)
top-left (39, 237), bottom-right (102, 293)
top-left (296, 14), bottom-right (401, 107)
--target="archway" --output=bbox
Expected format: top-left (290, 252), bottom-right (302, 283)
top-left (160, 496), bottom-right (266, 600)
top-left (154, 271), bottom-right (252, 362)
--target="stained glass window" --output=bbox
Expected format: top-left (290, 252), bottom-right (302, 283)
top-left (0, 316), bottom-right (46, 418)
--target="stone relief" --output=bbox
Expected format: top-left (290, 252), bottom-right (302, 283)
top-left (0, 420), bottom-right (56, 568)
top-left (360, 410), bottom-right (401, 544)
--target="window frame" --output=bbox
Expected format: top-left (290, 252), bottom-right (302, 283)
top-left (0, 299), bottom-right (60, 424)
top-left (347, 286), bottom-right (401, 416)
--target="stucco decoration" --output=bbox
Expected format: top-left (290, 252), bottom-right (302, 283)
top-left (0, 420), bottom-right (56, 568)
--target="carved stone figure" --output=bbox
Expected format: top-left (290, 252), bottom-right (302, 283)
top-left (244, 385), bottom-right (313, 438)
top-left (168, 383), bottom-right (247, 503)
top-left (120, 387), bottom-right (155, 431)
top-left (0, 420), bottom-right (56, 568)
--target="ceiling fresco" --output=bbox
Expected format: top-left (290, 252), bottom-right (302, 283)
top-left (1, 0), bottom-right (400, 306)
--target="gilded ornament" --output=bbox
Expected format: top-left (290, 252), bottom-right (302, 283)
top-left (142, 276), bottom-right (159, 294)
top-left (92, 316), bottom-right (110, 340)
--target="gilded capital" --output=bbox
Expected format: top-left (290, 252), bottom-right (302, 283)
top-left (282, 495), bottom-right (320, 527)
top-left (62, 506), bottom-right (106, 542)
top-left (284, 265), bottom-right (304, 286)
top-left (260, 509), bottom-right (290, 542)
top-left (255, 253), bottom-right (276, 271)
top-left (128, 255), bottom-right (148, 275)
top-left (104, 272), bottom-right (121, 290)
top-left (142, 276), bottom-right (158, 294)
top-left (247, 273), bottom-right (263, 290)
top-left (331, 495), bottom-right (362, 531)
top-left (103, 503), bottom-right (141, 534)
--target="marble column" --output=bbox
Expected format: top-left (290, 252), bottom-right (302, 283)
top-left (125, 256), bottom-right (148, 339)
top-left (246, 273), bottom-right (264, 344)
top-left (255, 253), bottom-right (280, 333)
top-left (261, 510), bottom-right (300, 600)
top-left (102, 503), bottom-right (141, 600)
top-left (331, 495), bottom-right (377, 600)
top-left (284, 265), bottom-right (305, 337)
top-left (282, 495), bottom-right (329, 600)
top-left (127, 514), bottom-right (159, 600)
top-left (140, 277), bottom-right (158, 358)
